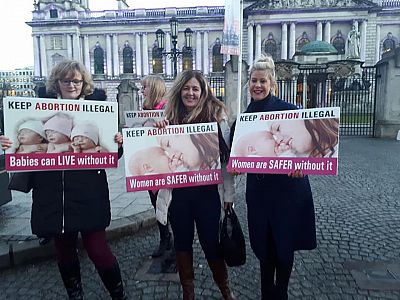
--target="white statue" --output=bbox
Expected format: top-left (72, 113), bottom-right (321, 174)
top-left (346, 25), bottom-right (360, 59)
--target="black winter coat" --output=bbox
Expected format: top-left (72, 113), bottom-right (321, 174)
top-left (232, 94), bottom-right (317, 262)
top-left (29, 89), bottom-right (120, 237)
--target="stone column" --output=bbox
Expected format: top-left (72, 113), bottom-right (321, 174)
top-left (281, 22), bottom-right (288, 60)
top-left (73, 33), bottom-right (81, 61)
top-left (106, 34), bottom-right (112, 76)
top-left (33, 35), bottom-right (41, 76)
top-left (166, 33), bottom-right (172, 77)
top-left (66, 34), bottom-right (73, 59)
top-left (289, 23), bottom-right (296, 59)
top-left (255, 24), bottom-right (262, 60)
top-left (247, 23), bottom-right (254, 65)
top-left (83, 35), bottom-right (91, 72)
top-left (142, 33), bottom-right (149, 76)
top-left (196, 31), bottom-right (202, 71)
top-left (135, 33), bottom-right (142, 77)
top-left (112, 34), bottom-right (120, 76)
top-left (375, 24), bottom-right (381, 63)
top-left (317, 22), bottom-right (323, 41)
top-left (203, 31), bottom-right (209, 75)
top-left (324, 21), bottom-right (331, 43)
top-left (360, 20), bottom-right (367, 61)
top-left (39, 35), bottom-right (48, 77)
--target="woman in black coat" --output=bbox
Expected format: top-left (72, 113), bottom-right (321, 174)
top-left (232, 55), bottom-right (316, 300)
top-left (1, 60), bottom-right (126, 300)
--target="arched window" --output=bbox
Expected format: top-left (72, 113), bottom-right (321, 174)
top-left (212, 38), bottom-right (224, 72)
top-left (94, 42), bottom-right (105, 74)
top-left (382, 32), bottom-right (398, 53)
top-left (182, 46), bottom-right (193, 71)
top-left (263, 32), bottom-right (277, 61)
top-left (297, 32), bottom-right (310, 52)
top-left (152, 45), bottom-right (163, 74)
top-left (122, 42), bottom-right (134, 74)
top-left (331, 30), bottom-right (345, 54)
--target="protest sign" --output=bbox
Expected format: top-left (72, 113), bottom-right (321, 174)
top-left (122, 122), bottom-right (222, 192)
top-left (124, 110), bottom-right (164, 127)
top-left (3, 96), bottom-right (118, 171)
top-left (229, 107), bottom-right (340, 175)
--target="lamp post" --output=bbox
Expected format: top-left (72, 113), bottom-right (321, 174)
top-left (156, 17), bottom-right (193, 78)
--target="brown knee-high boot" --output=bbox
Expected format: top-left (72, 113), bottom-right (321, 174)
top-left (207, 259), bottom-right (237, 300)
top-left (176, 251), bottom-right (195, 300)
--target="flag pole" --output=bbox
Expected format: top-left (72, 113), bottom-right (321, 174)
top-left (236, 0), bottom-right (244, 118)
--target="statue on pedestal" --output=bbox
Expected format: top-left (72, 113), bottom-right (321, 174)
top-left (346, 25), bottom-right (360, 59)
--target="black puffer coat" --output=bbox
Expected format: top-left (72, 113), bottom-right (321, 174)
top-left (29, 89), bottom-right (120, 237)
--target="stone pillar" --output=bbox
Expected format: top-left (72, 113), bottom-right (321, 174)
top-left (255, 24), bottom-right (262, 60)
top-left (66, 34), bottom-right (73, 59)
top-left (247, 23), bottom-right (254, 65)
top-left (196, 31), bottom-right (202, 71)
top-left (106, 34), bottom-right (112, 76)
top-left (135, 33), bottom-right (142, 77)
top-left (289, 23), bottom-right (296, 59)
top-left (73, 33), bottom-right (81, 61)
top-left (39, 35), bottom-right (48, 77)
top-left (142, 33), bottom-right (149, 76)
top-left (281, 22), bottom-right (288, 60)
top-left (112, 34), bottom-right (120, 76)
top-left (317, 22), bottom-right (323, 41)
top-left (83, 35), bottom-right (91, 72)
top-left (360, 20), bottom-right (367, 61)
top-left (374, 48), bottom-right (400, 138)
top-left (33, 35), bottom-right (41, 77)
top-left (166, 33), bottom-right (172, 76)
top-left (324, 21), bottom-right (331, 43)
top-left (375, 25), bottom-right (381, 63)
top-left (203, 31), bottom-right (209, 75)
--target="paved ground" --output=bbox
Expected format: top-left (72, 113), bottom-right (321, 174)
top-left (0, 137), bottom-right (399, 299)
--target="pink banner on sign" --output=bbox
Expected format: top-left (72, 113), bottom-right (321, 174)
top-left (228, 157), bottom-right (338, 175)
top-left (6, 152), bottom-right (118, 171)
top-left (126, 169), bottom-right (223, 192)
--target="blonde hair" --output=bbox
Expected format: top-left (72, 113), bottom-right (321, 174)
top-left (165, 70), bottom-right (227, 125)
top-left (46, 59), bottom-right (94, 98)
top-left (249, 55), bottom-right (277, 93)
top-left (142, 75), bottom-right (167, 109)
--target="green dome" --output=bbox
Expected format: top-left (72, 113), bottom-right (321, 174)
top-left (300, 41), bottom-right (338, 54)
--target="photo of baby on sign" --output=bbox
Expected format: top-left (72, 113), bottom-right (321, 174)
top-left (229, 107), bottom-right (340, 175)
top-left (3, 97), bottom-right (118, 172)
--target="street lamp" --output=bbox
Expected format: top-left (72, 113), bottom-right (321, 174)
top-left (156, 17), bottom-right (193, 78)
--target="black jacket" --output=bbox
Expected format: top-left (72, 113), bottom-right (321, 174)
top-left (231, 94), bottom-right (317, 261)
top-left (30, 89), bottom-right (121, 236)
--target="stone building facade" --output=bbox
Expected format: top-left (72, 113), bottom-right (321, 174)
top-left (28, 0), bottom-right (400, 102)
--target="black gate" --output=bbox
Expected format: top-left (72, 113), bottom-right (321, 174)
top-left (275, 60), bottom-right (377, 136)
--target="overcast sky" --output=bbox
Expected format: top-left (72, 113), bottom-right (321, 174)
top-left (0, 0), bottom-right (224, 70)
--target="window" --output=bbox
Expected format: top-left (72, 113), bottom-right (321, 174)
top-left (331, 30), bottom-right (345, 54)
top-left (51, 36), bottom-right (63, 50)
top-left (49, 9), bottom-right (58, 18)
top-left (263, 33), bottom-right (277, 61)
top-left (212, 38), bottom-right (224, 72)
top-left (122, 43), bottom-right (134, 74)
top-left (297, 32), bottom-right (310, 52)
top-left (382, 32), bottom-right (397, 53)
top-left (152, 45), bottom-right (163, 74)
top-left (94, 43), bottom-right (105, 74)
top-left (182, 47), bottom-right (193, 71)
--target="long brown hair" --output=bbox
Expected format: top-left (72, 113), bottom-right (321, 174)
top-left (190, 132), bottom-right (221, 170)
top-left (304, 118), bottom-right (339, 157)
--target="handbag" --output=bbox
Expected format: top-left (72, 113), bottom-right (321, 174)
top-left (8, 172), bottom-right (33, 193)
top-left (219, 206), bottom-right (246, 267)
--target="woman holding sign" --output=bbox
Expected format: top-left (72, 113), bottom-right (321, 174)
top-left (1, 60), bottom-right (127, 300)
top-left (155, 70), bottom-right (236, 300)
top-left (232, 55), bottom-right (317, 300)
top-left (141, 75), bottom-right (173, 258)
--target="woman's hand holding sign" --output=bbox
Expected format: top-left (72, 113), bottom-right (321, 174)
top-left (0, 135), bottom-right (12, 151)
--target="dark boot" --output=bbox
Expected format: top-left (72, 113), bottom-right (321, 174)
top-left (152, 221), bottom-right (172, 258)
top-left (207, 259), bottom-right (237, 300)
top-left (274, 264), bottom-right (292, 300)
top-left (97, 262), bottom-right (127, 300)
top-left (176, 251), bottom-right (195, 300)
top-left (260, 261), bottom-right (276, 300)
top-left (58, 261), bottom-right (84, 300)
